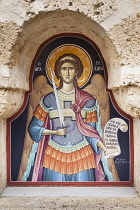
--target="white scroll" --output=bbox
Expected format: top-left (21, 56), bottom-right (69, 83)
top-left (104, 118), bottom-right (128, 158)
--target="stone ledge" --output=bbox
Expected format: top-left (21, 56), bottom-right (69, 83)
top-left (1, 187), bottom-right (137, 197)
top-left (0, 188), bottom-right (140, 210)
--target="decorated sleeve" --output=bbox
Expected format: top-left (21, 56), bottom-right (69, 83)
top-left (28, 98), bottom-right (49, 143)
top-left (28, 117), bottom-right (46, 143)
top-left (33, 98), bottom-right (49, 122)
top-left (83, 99), bottom-right (98, 123)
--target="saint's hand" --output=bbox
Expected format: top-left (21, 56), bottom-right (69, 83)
top-left (56, 128), bottom-right (67, 136)
top-left (97, 141), bottom-right (107, 152)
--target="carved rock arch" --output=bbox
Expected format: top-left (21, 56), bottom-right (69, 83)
top-left (1, 8), bottom-right (139, 193)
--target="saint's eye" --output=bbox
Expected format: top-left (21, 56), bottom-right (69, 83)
top-left (61, 67), bottom-right (67, 71)
top-left (69, 67), bottom-right (75, 71)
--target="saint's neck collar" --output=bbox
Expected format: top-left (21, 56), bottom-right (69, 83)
top-left (58, 88), bottom-right (75, 95)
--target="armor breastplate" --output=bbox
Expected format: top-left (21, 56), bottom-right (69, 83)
top-left (49, 90), bottom-right (85, 146)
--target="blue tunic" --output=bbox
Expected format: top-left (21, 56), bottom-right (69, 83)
top-left (28, 92), bottom-right (100, 181)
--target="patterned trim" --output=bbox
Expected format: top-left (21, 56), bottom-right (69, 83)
top-left (48, 109), bottom-right (87, 119)
top-left (58, 90), bottom-right (75, 102)
top-left (33, 104), bottom-right (48, 122)
top-left (85, 110), bottom-right (98, 123)
top-left (39, 98), bottom-right (49, 113)
top-left (86, 106), bottom-right (97, 112)
top-left (48, 138), bottom-right (89, 153)
top-left (43, 144), bottom-right (96, 174)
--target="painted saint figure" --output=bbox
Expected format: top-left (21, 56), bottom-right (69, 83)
top-left (28, 54), bottom-right (107, 181)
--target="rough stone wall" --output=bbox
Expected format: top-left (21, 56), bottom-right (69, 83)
top-left (134, 118), bottom-right (140, 194)
top-left (0, 196), bottom-right (140, 210)
top-left (0, 0), bottom-right (140, 207)
top-left (0, 119), bottom-right (6, 194)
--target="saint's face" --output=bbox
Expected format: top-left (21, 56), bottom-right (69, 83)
top-left (60, 62), bottom-right (76, 84)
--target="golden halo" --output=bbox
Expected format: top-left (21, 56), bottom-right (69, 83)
top-left (46, 44), bottom-right (93, 88)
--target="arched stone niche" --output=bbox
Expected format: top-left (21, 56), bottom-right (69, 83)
top-left (0, 9), bottom-right (139, 194)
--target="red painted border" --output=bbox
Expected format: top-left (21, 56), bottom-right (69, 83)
top-left (7, 33), bottom-right (134, 186)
